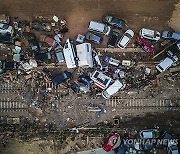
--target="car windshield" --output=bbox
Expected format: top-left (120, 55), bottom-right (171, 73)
top-left (125, 33), bottom-right (132, 38)
top-left (112, 18), bottom-right (120, 24)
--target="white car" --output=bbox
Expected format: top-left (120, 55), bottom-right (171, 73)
top-left (117, 29), bottom-right (134, 49)
top-left (0, 23), bottom-right (13, 35)
top-left (139, 129), bottom-right (159, 139)
top-left (139, 28), bottom-right (161, 41)
top-left (102, 80), bottom-right (123, 99)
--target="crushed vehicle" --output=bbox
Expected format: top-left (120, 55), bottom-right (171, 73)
top-left (139, 28), bottom-right (161, 41)
top-left (1, 61), bottom-right (17, 70)
top-left (104, 56), bottom-right (120, 66)
top-left (156, 131), bottom-right (172, 149)
top-left (102, 80), bottom-right (124, 99)
top-left (117, 29), bottom-right (134, 49)
top-left (102, 133), bottom-right (121, 152)
top-left (70, 75), bottom-right (94, 93)
top-left (30, 21), bottom-right (52, 32)
top-left (139, 129), bottom-right (159, 139)
top-left (103, 16), bottom-right (126, 29)
top-left (90, 70), bottom-right (112, 89)
top-left (35, 52), bottom-right (51, 62)
top-left (85, 32), bottom-right (103, 44)
top-left (156, 56), bottom-right (178, 73)
top-left (20, 59), bottom-right (37, 73)
top-left (0, 33), bottom-right (14, 44)
top-left (39, 34), bottom-right (57, 48)
top-left (52, 71), bottom-right (72, 86)
top-left (88, 21), bottom-right (111, 36)
top-left (162, 30), bottom-right (180, 40)
top-left (108, 30), bottom-right (119, 48)
top-left (156, 41), bottom-right (180, 73)
top-left (136, 36), bottom-right (155, 52)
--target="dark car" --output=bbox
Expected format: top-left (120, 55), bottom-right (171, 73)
top-left (79, 75), bottom-right (94, 87)
top-left (103, 16), bottom-right (126, 29)
top-left (136, 36), bottom-right (155, 53)
top-left (85, 32), bottom-right (103, 44)
top-left (108, 30), bottom-right (119, 47)
top-left (35, 52), bottom-right (51, 62)
top-left (0, 33), bottom-right (14, 44)
top-left (156, 131), bottom-right (172, 149)
top-left (70, 81), bottom-right (80, 93)
top-left (70, 75), bottom-right (94, 93)
top-left (52, 71), bottom-right (72, 86)
top-left (1, 62), bottom-right (17, 70)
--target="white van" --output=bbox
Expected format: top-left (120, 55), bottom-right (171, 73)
top-left (156, 56), bottom-right (178, 73)
top-left (88, 21), bottom-right (111, 36)
top-left (139, 28), bottom-right (161, 41)
top-left (102, 80), bottom-right (123, 99)
top-left (63, 39), bottom-right (77, 68)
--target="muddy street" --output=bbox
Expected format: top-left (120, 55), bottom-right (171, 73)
top-left (0, 0), bottom-right (179, 40)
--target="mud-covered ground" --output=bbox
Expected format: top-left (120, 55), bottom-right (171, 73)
top-left (0, 0), bottom-right (179, 40)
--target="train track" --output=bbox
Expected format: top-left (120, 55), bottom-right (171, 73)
top-left (0, 100), bottom-right (27, 111)
top-left (0, 82), bottom-right (28, 115)
top-left (105, 97), bottom-right (180, 111)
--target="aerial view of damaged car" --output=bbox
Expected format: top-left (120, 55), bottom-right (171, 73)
top-left (117, 29), bottom-right (134, 49)
top-left (136, 36), bottom-right (155, 52)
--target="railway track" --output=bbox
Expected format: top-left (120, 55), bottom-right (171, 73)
top-left (0, 82), bottom-right (28, 115)
top-left (0, 98), bottom-right (28, 116)
top-left (105, 97), bottom-right (180, 111)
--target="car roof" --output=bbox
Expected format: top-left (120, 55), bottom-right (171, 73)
top-left (106, 80), bottom-right (123, 95)
top-left (142, 131), bottom-right (153, 138)
top-left (119, 35), bottom-right (129, 47)
top-left (158, 57), bottom-right (174, 70)
top-left (89, 21), bottom-right (105, 30)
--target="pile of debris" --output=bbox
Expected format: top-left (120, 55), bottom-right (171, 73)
top-left (0, 13), bottom-right (179, 116)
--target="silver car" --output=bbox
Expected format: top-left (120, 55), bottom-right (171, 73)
top-left (117, 29), bottom-right (134, 49)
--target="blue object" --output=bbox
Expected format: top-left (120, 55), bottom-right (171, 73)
top-left (34, 103), bottom-right (40, 110)
top-left (98, 107), bottom-right (103, 116)
top-left (104, 56), bottom-right (110, 62)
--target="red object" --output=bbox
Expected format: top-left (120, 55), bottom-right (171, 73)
top-left (102, 133), bottom-right (121, 152)
top-left (39, 34), bottom-right (57, 48)
top-left (136, 36), bottom-right (155, 53)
